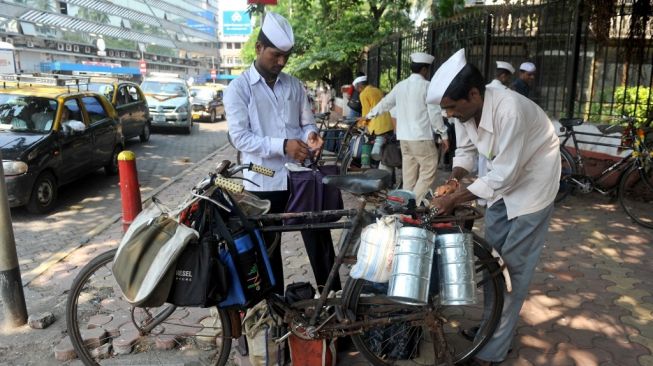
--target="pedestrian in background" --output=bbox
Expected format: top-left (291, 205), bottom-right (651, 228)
top-left (224, 12), bottom-right (340, 294)
top-left (511, 62), bottom-right (536, 98)
top-left (354, 76), bottom-right (393, 169)
top-left (427, 49), bottom-right (560, 366)
top-left (367, 52), bottom-right (449, 202)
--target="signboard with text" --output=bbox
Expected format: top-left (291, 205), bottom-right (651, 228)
top-left (222, 11), bottom-right (252, 36)
top-left (247, 0), bottom-right (278, 4)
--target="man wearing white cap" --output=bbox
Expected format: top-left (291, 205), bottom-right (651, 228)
top-left (366, 52), bottom-right (449, 202)
top-left (487, 61), bottom-right (515, 89)
top-left (225, 12), bottom-right (340, 294)
top-left (511, 61), bottom-right (536, 97)
top-left (426, 49), bottom-right (560, 366)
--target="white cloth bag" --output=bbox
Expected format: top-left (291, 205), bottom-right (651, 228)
top-left (350, 215), bottom-right (401, 283)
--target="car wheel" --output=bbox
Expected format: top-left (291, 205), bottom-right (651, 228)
top-left (104, 146), bottom-right (122, 176)
top-left (26, 172), bottom-right (57, 214)
top-left (139, 122), bottom-right (151, 142)
top-left (210, 109), bottom-right (217, 123)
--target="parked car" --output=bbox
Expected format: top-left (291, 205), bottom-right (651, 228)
top-left (87, 77), bottom-right (151, 142)
top-left (140, 73), bottom-right (192, 134)
top-left (0, 74), bottom-right (124, 214)
top-left (190, 85), bottom-right (225, 123)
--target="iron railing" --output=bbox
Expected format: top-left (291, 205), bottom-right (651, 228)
top-left (366, 0), bottom-right (653, 126)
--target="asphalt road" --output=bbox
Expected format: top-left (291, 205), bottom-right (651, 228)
top-left (7, 121), bottom-right (229, 283)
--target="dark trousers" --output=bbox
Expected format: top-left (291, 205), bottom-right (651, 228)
top-left (252, 190), bottom-right (341, 295)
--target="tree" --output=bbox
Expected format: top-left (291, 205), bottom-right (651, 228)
top-left (242, 0), bottom-right (415, 88)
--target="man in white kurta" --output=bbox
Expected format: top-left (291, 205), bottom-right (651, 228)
top-left (367, 52), bottom-right (449, 202)
top-left (224, 12), bottom-right (340, 294)
top-left (428, 49), bottom-right (560, 365)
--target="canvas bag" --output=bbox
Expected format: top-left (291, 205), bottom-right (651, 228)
top-left (285, 164), bottom-right (343, 225)
top-left (212, 190), bottom-right (276, 309)
top-left (350, 215), bottom-right (402, 283)
top-left (112, 203), bottom-right (199, 307)
top-left (242, 300), bottom-right (286, 366)
top-left (288, 332), bottom-right (336, 366)
top-left (381, 135), bottom-right (402, 168)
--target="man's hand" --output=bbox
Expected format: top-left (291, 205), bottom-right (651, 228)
top-left (366, 111), bottom-right (377, 120)
top-left (307, 132), bottom-right (323, 158)
top-left (435, 179), bottom-right (459, 197)
top-left (285, 139), bottom-right (311, 162)
top-left (430, 194), bottom-right (457, 216)
top-left (440, 139), bottom-right (450, 153)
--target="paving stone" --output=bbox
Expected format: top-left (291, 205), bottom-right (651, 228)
top-left (196, 316), bottom-right (223, 346)
top-left (165, 323), bottom-right (200, 337)
top-left (90, 342), bottom-right (112, 359)
top-left (593, 336), bottom-right (650, 365)
top-left (87, 314), bottom-right (113, 329)
top-left (112, 329), bottom-right (141, 355)
top-left (182, 307), bottom-right (212, 326)
top-left (515, 327), bottom-right (571, 353)
top-left (28, 311), bottom-right (56, 329)
top-left (81, 327), bottom-right (108, 349)
top-left (102, 313), bottom-right (131, 337)
top-left (155, 334), bottom-right (179, 350)
top-left (53, 336), bottom-right (77, 361)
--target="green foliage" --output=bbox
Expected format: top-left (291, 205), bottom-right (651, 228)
top-left (240, 0), bottom-right (415, 87)
top-left (588, 86), bottom-right (652, 128)
top-left (613, 86), bottom-right (652, 128)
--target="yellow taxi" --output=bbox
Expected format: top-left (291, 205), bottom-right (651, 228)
top-left (0, 74), bottom-right (123, 213)
top-left (189, 84), bottom-right (226, 123)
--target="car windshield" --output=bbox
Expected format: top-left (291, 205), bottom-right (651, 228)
top-left (141, 81), bottom-right (187, 97)
top-left (0, 95), bottom-right (58, 133)
top-left (191, 88), bottom-right (214, 100)
top-left (87, 83), bottom-right (114, 101)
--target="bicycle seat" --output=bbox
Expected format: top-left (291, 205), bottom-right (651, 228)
top-left (559, 118), bottom-right (584, 128)
top-left (322, 169), bottom-right (392, 195)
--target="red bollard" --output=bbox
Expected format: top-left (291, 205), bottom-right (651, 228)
top-left (118, 151), bottom-right (142, 232)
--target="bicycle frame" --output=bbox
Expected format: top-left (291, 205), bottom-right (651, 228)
top-left (559, 125), bottom-right (635, 194)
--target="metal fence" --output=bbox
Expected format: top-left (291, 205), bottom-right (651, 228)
top-left (366, 0), bottom-right (653, 126)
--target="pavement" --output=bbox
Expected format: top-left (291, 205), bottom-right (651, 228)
top-left (1, 141), bottom-right (653, 365)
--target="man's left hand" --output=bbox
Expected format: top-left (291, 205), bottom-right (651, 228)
top-left (307, 132), bottom-right (323, 158)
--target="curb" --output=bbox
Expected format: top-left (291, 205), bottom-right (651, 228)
top-left (23, 144), bottom-right (231, 287)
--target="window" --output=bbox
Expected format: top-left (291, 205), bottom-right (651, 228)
top-left (226, 42), bottom-right (233, 49)
top-left (116, 87), bottom-right (129, 106)
top-left (234, 42), bottom-right (241, 49)
top-left (63, 99), bottom-right (84, 123)
top-left (128, 87), bottom-right (141, 102)
top-left (81, 97), bottom-right (108, 123)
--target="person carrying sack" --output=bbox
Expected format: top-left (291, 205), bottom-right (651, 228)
top-left (224, 11), bottom-right (341, 294)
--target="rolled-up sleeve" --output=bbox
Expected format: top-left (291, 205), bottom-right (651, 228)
top-left (428, 104), bottom-right (448, 140)
top-left (299, 86), bottom-right (318, 142)
top-left (225, 79), bottom-right (285, 157)
top-left (467, 110), bottom-right (527, 200)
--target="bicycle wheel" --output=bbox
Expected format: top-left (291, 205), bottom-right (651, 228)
top-left (619, 165), bottom-right (653, 229)
top-left (556, 147), bottom-right (577, 203)
top-left (66, 249), bottom-right (233, 365)
top-left (343, 234), bottom-right (505, 366)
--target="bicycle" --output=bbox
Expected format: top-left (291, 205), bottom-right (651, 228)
top-left (557, 117), bottom-right (653, 228)
top-left (66, 160), bottom-right (509, 365)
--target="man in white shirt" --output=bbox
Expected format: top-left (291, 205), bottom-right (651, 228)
top-left (486, 61), bottom-right (514, 90)
top-left (427, 49), bottom-right (560, 366)
top-left (367, 52), bottom-right (449, 202)
top-left (224, 12), bottom-right (339, 294)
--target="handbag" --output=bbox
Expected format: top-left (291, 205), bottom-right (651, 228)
top-left (350, 215), bottom-right (402, 283)
top-left (381, 135), bottom-right (402, 168)
top-left (211, 190), bottom-right (276, 309)
top-left (347, 91), bottom-right (362, 113)
top-left (285, 164), bottom-right (344, 225)
top-left (243, 301), bottom-right (286, 366)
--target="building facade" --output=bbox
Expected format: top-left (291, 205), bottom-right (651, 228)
top-left (0, 0), bottom-right (220, 80)
top-left (216, 0), bottom-right (252, 83)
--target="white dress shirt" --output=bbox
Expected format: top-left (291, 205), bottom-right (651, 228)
top-left (370, 73), bottom-right (448, 141)
top-left (224, 64), bottom-right (317, 191)
top-left (487, 79), bottom-right (508, 89)
top-left (453, 88), bottom-right (560, 219)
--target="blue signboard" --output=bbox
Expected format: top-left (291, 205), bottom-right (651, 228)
top-left (223, 11), bottom-right (251, 36)
top-left (187, 10), bottom-right (217, 36)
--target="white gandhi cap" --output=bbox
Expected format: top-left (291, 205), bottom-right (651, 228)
top-left (519, 62), bottom-right (536, 73)
top-left (496, 61), bottom-right (515, 74)
top-left (353, 76), bottom-right (367, 86)
top-left (261, 12), bottom-right (294, 52)
top-left (410, 52), bottom-right (435, 64)
top-left (426, 48), bottom-right (466, 105)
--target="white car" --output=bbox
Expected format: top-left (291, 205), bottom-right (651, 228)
top-left (141, 74), bottom-right (193, 134)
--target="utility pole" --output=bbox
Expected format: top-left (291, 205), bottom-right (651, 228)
top-left (0, 151), bottom-right (28, 328)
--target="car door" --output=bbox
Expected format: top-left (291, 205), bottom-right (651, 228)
top-left (126, 84), bottom-right (148, 136)
top-left (80, 96), bottom-right (118, 169)
top-left (114, 85), bottom-right (136, 139)
top-left (57, 98), bottom-right (93, 182)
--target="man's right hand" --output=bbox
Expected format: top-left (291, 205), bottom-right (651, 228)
top-left (285, 139), bottom-right (311, 162)
top-left (434, 179), bottom-right (459, 197)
